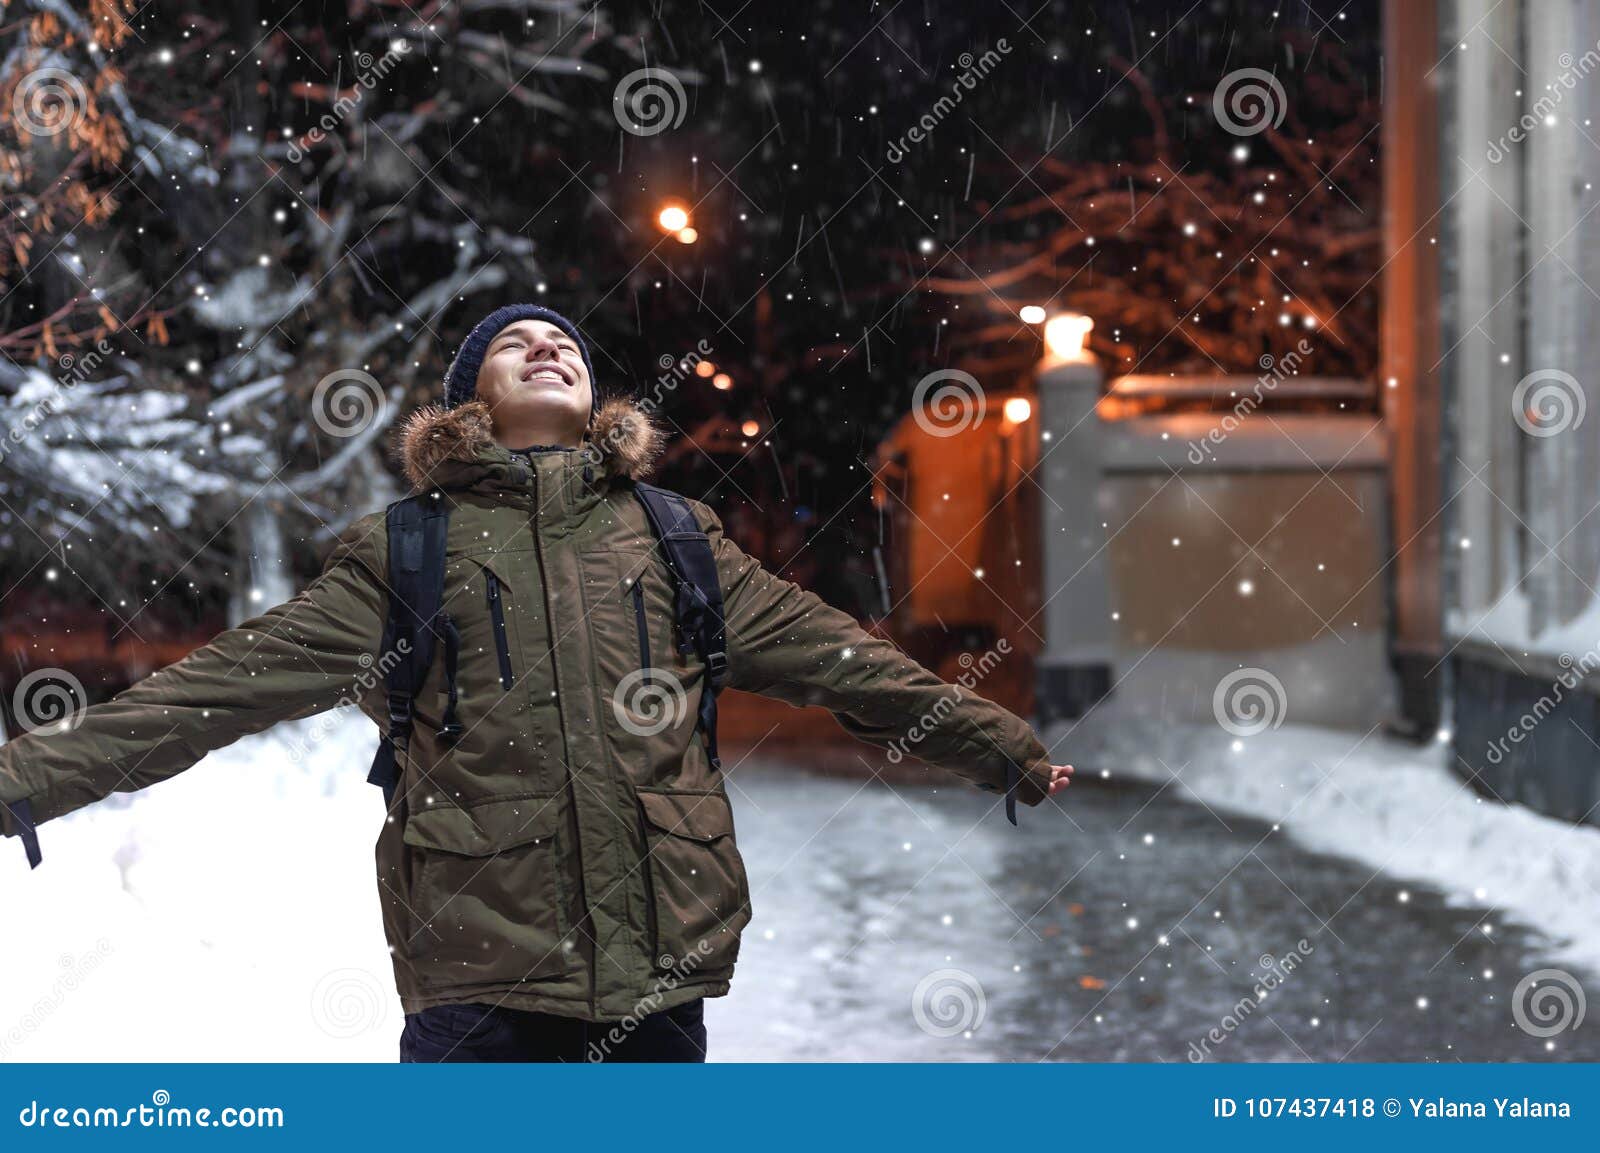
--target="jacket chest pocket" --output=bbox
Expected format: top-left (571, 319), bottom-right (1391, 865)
top-left (429, 555), bottom-right (545, 774)
top-left (636, 789), bottom-right (752, 975)
top-left (579, 550), bottom-right (702, 755)
top-left (401, 795), bottom-right (581, 987)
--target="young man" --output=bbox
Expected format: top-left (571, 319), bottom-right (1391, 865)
top-left (0, 304), bottom-right (1072, 1062)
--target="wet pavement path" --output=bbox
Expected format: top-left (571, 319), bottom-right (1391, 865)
top-left (707, 761), bottom-right (1598, 1062)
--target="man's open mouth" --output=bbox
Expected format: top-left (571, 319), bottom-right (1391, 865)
top-left (520, 364), bottom-right (571, 385)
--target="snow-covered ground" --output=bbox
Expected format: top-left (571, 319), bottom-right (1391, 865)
top-left (0, 715), bottom-right (395, 1062)
top-left (2, 709), bottom-right (1597, 1061)
top-left (1043, 713), bottom-right (1600, 980)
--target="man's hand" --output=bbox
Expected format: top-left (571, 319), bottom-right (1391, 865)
top-left (1045, 763), bottom-right (1074, 796)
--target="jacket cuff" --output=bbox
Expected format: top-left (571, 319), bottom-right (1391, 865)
top-left (1011, 755), bottom-right (1052, 807)
top-left (977, 755), bottom-right (1051, 824)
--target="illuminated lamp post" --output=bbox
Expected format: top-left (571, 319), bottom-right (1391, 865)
top-left (657, 203), bottom-right (696, 244)
top-left (1032, 310), bottom-right (1112, 724)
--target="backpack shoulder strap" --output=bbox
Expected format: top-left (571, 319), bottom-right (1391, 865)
top-left (367, 491), bottom-right (453, 807)
top-left (634, 483), bottom-right (728, 770)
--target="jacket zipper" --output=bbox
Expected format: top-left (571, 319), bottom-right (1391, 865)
top-left (525, 463), bottom-right (601, 1000)
top-left (485, 570), bottom-right (515, 689)
top-left (631, 579), bottom-right (650, 680)
top-left (630, 580), bottom-right (662, 963)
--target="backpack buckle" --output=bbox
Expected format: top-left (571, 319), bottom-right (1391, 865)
top-left (705, 650), bottom-right (729, 688)
top-left (386, 691), bottom-right (414, 746)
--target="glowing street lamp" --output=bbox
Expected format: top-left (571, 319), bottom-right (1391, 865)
top-left (1002, 396), bottom-right (1032, 424)
top-left (1019, 305), bottom-right (1048, 325)
top-left (657, 204), bottom-right (690, 232)
top-left (712, 373), bottom-right (733, 390)
top-left (676, 227), bottom-right (698, 244)
top-left (1044, 312), bottom-right (1095, 363)
top-left (740, 420), bottom-right (761, 438)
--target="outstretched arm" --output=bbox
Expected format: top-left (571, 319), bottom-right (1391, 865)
top-left (700, 504), bottom-right (1070, 819)
top-left (0, 512), bottom-right (388, 853)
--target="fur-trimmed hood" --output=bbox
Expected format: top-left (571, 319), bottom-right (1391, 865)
top-left (395, 397), bottom-right (666, 492)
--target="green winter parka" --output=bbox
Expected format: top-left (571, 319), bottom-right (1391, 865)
top-left (0, 398), bottom-right (1054, 1020)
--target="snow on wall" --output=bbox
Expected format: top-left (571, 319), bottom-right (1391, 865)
top-left (1449, 584), bottom-right (1600, 667)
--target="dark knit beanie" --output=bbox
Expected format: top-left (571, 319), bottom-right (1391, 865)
top-left (443, 304), bottom-right (598, 414)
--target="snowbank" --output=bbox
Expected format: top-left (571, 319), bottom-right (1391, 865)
top-left (1044, 715), bottom-right (1600, 979)
top-left (0, 712), bottom-right (396, 1062)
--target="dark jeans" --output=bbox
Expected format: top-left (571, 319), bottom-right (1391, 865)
top-left (399, 998), bottom-right (707, 1063)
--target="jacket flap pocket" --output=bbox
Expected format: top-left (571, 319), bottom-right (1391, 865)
top-left (638, 790), bottom-right (734, 842)
top-left (453, 548), bottom-right (533, 579)
top-left (403, 795), bottom-right (563, 855)
top-left (615, 549), bottom-right (655, 587)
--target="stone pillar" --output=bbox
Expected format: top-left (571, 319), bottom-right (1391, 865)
top-left (1445, 0), bottom-right (1523, 620)
top-left (1034, 354), bottom-right (1112, 724)
top-left (1525, 0), bottom-right (1600, 632)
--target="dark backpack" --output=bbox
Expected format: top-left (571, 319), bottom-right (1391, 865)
top-left (365, 482), bottom-right (728, 808)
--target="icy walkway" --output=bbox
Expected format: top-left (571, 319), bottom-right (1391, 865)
top-left (1042, 714), bottom-right (1600, 982)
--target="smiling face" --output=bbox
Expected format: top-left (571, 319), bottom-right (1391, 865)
top-left (473, 319), bottom-right (593, 448)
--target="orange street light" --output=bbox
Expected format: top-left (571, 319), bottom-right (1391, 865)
top-left (658, 204), bottom-right (690, 232)
top-left (1044, 312), bottom-right (1095, 362)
